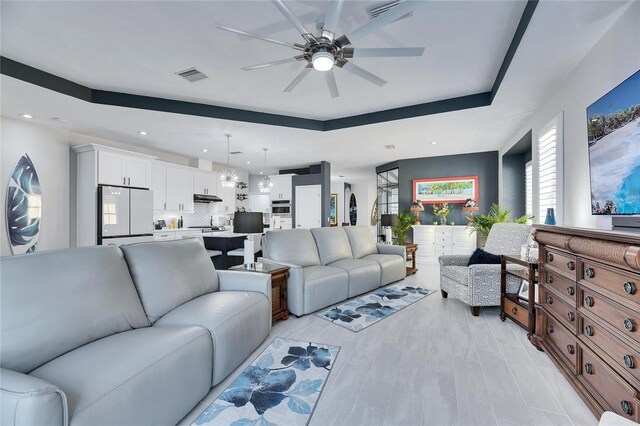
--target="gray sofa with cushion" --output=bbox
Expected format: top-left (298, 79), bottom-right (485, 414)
top-left (0, 238), bottom-right (271, 426)
top-left (261, 226), bottom-right (406, 316)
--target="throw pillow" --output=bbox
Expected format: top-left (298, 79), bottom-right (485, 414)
top-left (467, 248), bottom-right (502, 266)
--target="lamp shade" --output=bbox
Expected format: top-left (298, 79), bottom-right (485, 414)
top-left (410, 200), bottom-right (425, 212)
top-left (381, 214), bottom-right (398, 227)
top-left (233, 212), bottom-right (264, 234)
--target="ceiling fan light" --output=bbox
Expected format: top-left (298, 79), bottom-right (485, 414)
top-left (312, 51), bottom-right (334, 72)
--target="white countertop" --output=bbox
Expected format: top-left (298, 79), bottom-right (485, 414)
top-left (201, 232), bottom-right (248, 238)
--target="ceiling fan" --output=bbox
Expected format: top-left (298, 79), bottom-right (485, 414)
top-left (216, 0), bottom-right (425, 98)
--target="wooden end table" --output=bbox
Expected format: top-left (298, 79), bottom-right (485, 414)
top-left (404, 243), bottom-right (418, 275)
top-left (229, 261), bottom-right (290, 323)
top-left (500, 255), bottom-right (538, 340)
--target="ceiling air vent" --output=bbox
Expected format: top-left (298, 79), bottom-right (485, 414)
top-left (368, 0), bottom-right (413, 21)
top-left (175, 67), bottom-right (208, 83)
top-left (385, 144), bottom-right (396, 150)
top-left (229, 151), bottom-right (243, 155)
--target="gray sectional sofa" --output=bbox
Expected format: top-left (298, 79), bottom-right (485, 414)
top-left (0, 238), bottom-right (271, 426)
top-left (261, 226), bottom-right (406, 316)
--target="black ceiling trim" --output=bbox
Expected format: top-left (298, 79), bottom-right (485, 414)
top-left (0, 0), bottom-right (537, 131)
top-left (490, 0), bottom-right (539, 103)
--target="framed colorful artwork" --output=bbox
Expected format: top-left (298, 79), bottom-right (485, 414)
top-left (330, 193), bottom-right (338, 225)
top-left (413, 176), bottom-right (479, 204)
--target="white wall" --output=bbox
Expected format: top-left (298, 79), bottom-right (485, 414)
top-left (499, 3), bottom-right (640, 230)
top-left (1, 117), bottom-right (71, 255)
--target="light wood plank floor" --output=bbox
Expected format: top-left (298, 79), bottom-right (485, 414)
top-left (178, 264), bottom-right (597, 426)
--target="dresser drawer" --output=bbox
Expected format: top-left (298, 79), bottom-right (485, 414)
top-left (541, 267), bottom-right (577, 305)
top-left (580, 345), bottom-right (639, 422)
top-left (541, 287), bottom-right (578, 333)
top-left (505, 298), bottom-right (528, 328)
top-left (544, 311), bottom-right (577, 369)
top-left (542, 247), bottom-right (577, 281)
top-left (580, 259), bottom-right (640, 309)
top-left (580, 313), bottom-right (640, 384)
top-left (580, 287), bottom-right (640, 346)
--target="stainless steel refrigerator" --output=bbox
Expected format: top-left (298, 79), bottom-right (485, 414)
top-left (98, 185), bottom-right (153, 246)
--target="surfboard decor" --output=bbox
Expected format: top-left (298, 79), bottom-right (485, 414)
top-left (7, 153), bottom-right (42, 254)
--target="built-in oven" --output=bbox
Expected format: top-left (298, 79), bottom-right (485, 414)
top-left (271, 200), bottom-right (291, 215)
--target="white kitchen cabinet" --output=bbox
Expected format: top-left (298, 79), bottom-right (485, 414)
top-left (215, 173), bottom-right (236, 213)
top-left (177, 168), bottom-right (194, 212)
top-left (165, 166), bottom-right (180, 211)
top-left (98, 151), bottom-right (149, 188)
top-left (194, 172), bottom-right (217, 196)
top-left (412, 225), bottom-right (476, 263)
top-left (269, 174), bottom-right (294, 201)
top-left (249, 194), bottom-right (270, 214)
top-left (149, 164), bottom-right (166, 210)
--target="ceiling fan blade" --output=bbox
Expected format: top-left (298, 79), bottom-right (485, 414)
top-left (342, 1), bottom-right (425, 45)
top-left (340, 61), bottom-right (387, 87)
top-left (322, 0), bottom-right (344, 40)
top-left (272, 0), bottom-right (314, 40)
top-left (215, 24), bottom-right (300, 50)
top-left (284, 65), bottom-right (313, 92)
top-left (324, 69), bottom-right (339, 98)
top-left (348, 47), bottom-right (425, 58)
top-left (242, 57), bottom-right (300, 71)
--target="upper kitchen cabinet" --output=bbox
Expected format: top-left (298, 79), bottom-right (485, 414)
top-left (96, 149), bottom-right (151, 187)
top-left (214, 171), bottom-right (235, 213)
top-left (153, 163), bottom-right (194, 213)
top-left (149, 163), bottom-right (166, 210)
top-left (194, 172), bottom-right (217, 196)
top-left (269, 174), bottom-right (294, 201)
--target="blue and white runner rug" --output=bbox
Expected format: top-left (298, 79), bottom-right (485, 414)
top-left (316, 283), bottom-right (435, 332)
top-left (193, 337), bottom-right (340, 426)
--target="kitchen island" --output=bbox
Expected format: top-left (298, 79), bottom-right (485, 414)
top-left (201, 232), bottom-right (248, 270)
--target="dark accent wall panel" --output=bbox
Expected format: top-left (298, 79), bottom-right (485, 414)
top-left (502, 154), bottom-right (526, 218)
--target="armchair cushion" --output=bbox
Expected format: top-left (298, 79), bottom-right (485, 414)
top-left (439, 255), bottom-right (471, 267)
top-left (467, 248), bottom-right (501, 266)
top-left (484, 223), bottom-right (532, 257)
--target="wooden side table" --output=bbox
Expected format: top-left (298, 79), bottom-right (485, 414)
top-left (500, 255), bottom-right (538, 339)
top-left (229, 261), bottom-right (290, 323)
top-left (404, 243), bottom-right (418, 276)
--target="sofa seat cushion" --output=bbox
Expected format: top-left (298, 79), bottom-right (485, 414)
top-left (329, 259), bottom-right (381, 297)
top-left (302, 266), bottom-right (349, 314)
top-left (441, 265), bottom-right (470, 286)
top-left (362, 254), bottom-right (406, 286)
top-left (29, 326), bottom-right (212, 426)
top-left (155, 291), bottom-right (270, 386)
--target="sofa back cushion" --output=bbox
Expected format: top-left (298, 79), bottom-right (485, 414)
top-left (261, 229), bottom-right (321, 267)
top-left (310, 227), bottom-right (353, 265)
top-left (485, 223), bottom-right (532, 256)
top-left (0, 246), bottom-right (149, 373)
top-left (121, 238), bottom-right (219, 323)
top-left (344, 226), bottom-right (378, 259)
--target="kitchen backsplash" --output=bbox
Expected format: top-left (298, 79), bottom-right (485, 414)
top-left (154, 203), bottom-right (232, 228)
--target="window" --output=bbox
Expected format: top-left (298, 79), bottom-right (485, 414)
top-left (537, 113), bottom-right (563, 224)
top-left (525, 161), bottom-right (533, 223)
top-left (377, 168), bottom-right (399, 238)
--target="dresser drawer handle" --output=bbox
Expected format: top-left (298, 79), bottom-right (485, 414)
top-left (624, 281), bottom-right (637, 295)
top-left (567, 312), bottom-right (575, 322)
top-left (585, 296), bottom-right (594, 307)
top-left (623, 318), bottom-right (635, 332)
top-left (584, 267), bottom-right (595, 278)
top-left (546, 274), bottom-right (554, 284)
top-left (567, 261), bottom-right (575, 271)
top-left (546, 295), bottom-right (553, 305)
top-left (567, 344), bottom-right (575, 355)
top-left (584, 363), bottom-right (593, 374)
top-left (585, 325), bottom-right (594, 336)
top-left (512, 307), bottom-right (518, 315)
top-left (624, 354), bottom-right (635, 369)
top-left (547, 325), bottom-right (554, 333)
top-left (621, 400), bottom-right (632, 416)
top-left (567, 286), bottom-right (575, 296)
top-left (547, 253), bottom-right (554, 262)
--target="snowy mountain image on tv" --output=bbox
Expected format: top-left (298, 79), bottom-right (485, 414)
top-left (588, 70), bottom-right (640, 215)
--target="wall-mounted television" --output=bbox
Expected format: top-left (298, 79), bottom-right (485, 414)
top-left (588, 69), bottom-right (640, 215)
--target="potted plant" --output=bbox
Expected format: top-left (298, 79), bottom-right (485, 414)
top-left (390, 211), bottom-right (415, 245)
top-left (432, 202), bottom-right (452, 225)
top-left (467, 203), bottom-right (532, 246)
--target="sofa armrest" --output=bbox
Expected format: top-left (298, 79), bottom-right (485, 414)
top-left (376, 244), bottom-right (406, 262)
top-left (1, 368), bottom-right (68, 426)
top-left (439, 255), bottom-right (470, 267)
top-left (257, 258), bottom-right (306, 317)
top-left (257, 257), bottom-right (303, 270)
top-left (218, 270), bottom-right (272, 301)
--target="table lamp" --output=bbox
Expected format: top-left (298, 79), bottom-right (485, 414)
top-left (233, 212), bottom-right (264, 268)
top-left (409, 200), bottom-right (424, 224)
top-left (380, 214), bottom-right (397, 244)
top-left (462, 198), bottom-right (480, 225)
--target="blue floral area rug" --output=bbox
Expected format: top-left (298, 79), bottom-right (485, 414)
top-left (316, 283), bottom-right (435, 332)
top-left (193, 337), bottom-right (340, 426)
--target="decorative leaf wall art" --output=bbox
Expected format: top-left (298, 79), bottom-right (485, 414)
top-left (6, 154), bottom-right (42, 254)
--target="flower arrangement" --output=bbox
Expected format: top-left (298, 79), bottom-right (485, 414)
top-left (432, 202), bottom-right (452, 225)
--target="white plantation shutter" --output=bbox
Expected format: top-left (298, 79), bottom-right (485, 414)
top-left (525, 161), bottom-right (533, 223)
top-left (537, 114), bottom-right (563, 224)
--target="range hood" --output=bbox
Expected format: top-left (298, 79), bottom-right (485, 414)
top-left (193, 193), bottom-right (222, 203)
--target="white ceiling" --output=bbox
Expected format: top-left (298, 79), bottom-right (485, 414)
top-left (0, 1), bottom-right (633, 180)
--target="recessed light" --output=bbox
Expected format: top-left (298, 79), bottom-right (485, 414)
top-left (260, 171), bottom-right (263, 175)
top-left (138, 131), bottom-right (148, 136)
top-left (202, 149), bottom-right (208, 153)
top-left (431, 141), bottom-right (437, 145)
top-left (246, 161), bottom-right (251, 164)
top-left (21, 114), bottom-right (33, 119)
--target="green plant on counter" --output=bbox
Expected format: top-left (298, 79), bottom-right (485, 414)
top-left (390, 211), bottom-right (415, 245)
top-left (467, 203), bottom-right (532, 239)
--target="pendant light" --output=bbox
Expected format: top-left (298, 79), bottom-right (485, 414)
top-left (220, 133), bottom-right (238, 188)
top-left (258, 148), bottom-right (272, 193)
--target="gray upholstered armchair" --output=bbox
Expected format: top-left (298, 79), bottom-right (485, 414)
top-left (439, 223), bottom-right (532, 316)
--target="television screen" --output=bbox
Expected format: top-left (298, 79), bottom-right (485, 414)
top-left (588, 69), bottom-right (640, 215)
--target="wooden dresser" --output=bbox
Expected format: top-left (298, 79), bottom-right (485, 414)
top-left (533, 225), bottom-right (640, 422)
